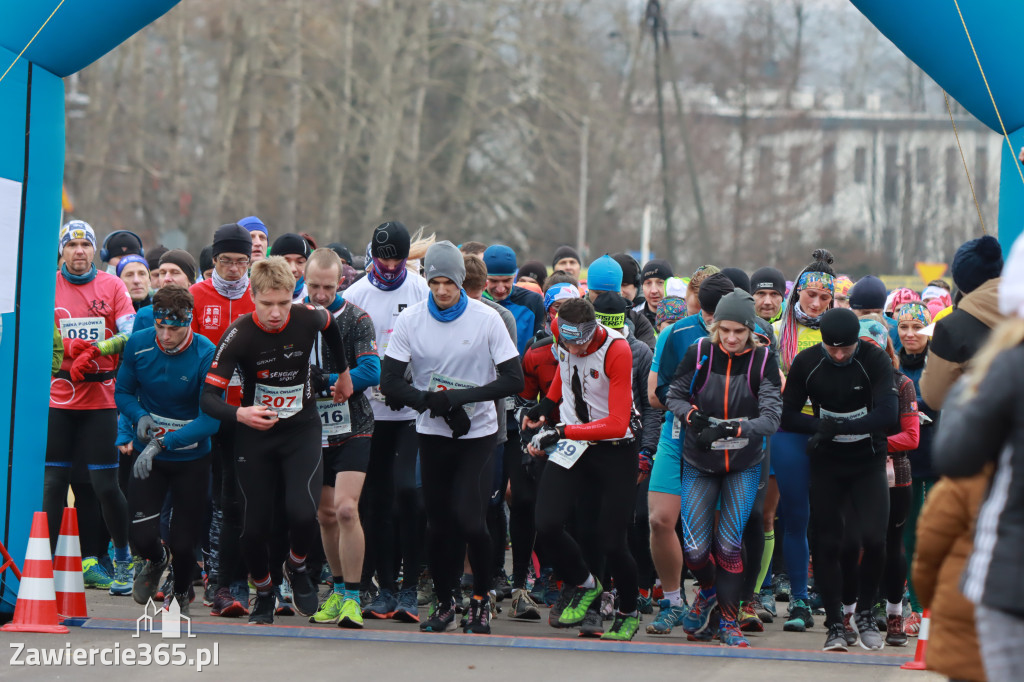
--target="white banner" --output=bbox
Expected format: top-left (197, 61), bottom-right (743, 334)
top-left (0, 177), bottom-right (23, 314)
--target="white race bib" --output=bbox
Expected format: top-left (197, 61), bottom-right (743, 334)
top-left (255, 383), bottom-right (304, 419)
top-left (60, 317), bottom-right (104, 342)
top-left (318, 398), bottom-right (352, 438)
top-left (229, 369), bottom-right (243, 387)
top-left (707, 417), bottom-right (749, 451)
top-left (369, 386), bottom-right (385, 402)
top-left (671, 414), bottom-right (682, 440)
top-left (427, 372), bottom-right (479, 417)
top-left (548, 439), bottom-right (590, 470)
top-left (820, 407), bottom-right (869, 442)
top-left (150, 413), bottom-right (197, 450)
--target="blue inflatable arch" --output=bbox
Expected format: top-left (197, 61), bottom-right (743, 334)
top-left (0, 0), bottom-right (179, 614)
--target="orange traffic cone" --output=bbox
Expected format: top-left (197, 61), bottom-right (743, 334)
top-left (54, 507), bottom-right (88, 623)
top-left (1, 511), bottom-right (68, 633)
top-left (901, 608), bottom-right (931, 670)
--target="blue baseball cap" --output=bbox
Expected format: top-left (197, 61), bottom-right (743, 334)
top-left (483, 244), bottom-right (517, 276)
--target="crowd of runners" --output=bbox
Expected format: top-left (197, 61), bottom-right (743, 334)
top-left (46, 215), bottom-right (1018, 673)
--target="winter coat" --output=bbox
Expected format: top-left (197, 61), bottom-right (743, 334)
top-left (912, 467), bottom-right (993, 682)
top-left (920, 277), bottom-right (1002, 409)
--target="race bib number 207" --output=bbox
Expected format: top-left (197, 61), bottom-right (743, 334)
top-left (254, 384), bottom-right (304, 419)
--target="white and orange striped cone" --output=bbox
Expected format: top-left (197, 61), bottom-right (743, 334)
top-left (1, 511), bottom-right (69, 633)
top-left (54, 507), bottom-right (88, 624)
top-left (901, 608), bottom-right (931, 670)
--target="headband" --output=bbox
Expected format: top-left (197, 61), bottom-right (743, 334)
top-left (797, 270), bottom-right (835, 294)
top-left (896, 301), bottom-right (931, 326)
top-left (115, 253), bottom-right (149, 278)
top-left (543, 283), bottom-right (580, 310)
top-left (557, 318), bottom-right (597, 345)
top-left (153, 307), bottom-right (193, 327)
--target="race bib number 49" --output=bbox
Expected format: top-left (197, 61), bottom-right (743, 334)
top-left (254, 384), bottom-right (304, 419)
top-left (547, 439), bottom-right (590, 470)
top-left (59, 317), bottom-right (104, 342)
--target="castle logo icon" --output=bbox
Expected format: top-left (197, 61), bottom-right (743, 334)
top-left (134, 598), bottom-right (196, 638)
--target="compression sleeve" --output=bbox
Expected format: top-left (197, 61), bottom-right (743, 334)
top-left (201, 383), bottom-right (238, 422)
top-left (563, 340), bottom-right (633, 442)
top-left (380, 357), bottom-right (427, 411)
top-left (52, 326), bottom-right (63, 376)
top-left (114, 340), bottom-right (147, 425)
top-left (96, 332), bottom-right (130, 357)
top-left (321, 312), bottom-right (349, 373)
top-left (445, 357), bottom-right (524, 406)
top-left (347, 353), bottom-right (381, 394)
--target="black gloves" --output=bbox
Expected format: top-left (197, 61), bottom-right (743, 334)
top-left (309, 366), bottom-right (331, 394)
top-left (687, 408), bottom-right (712, 433)
top-left (695, 421), bottom-right (741, 450)
top-left (806, 417), bottom-right (843, 454)
top-left (525, 397), bottom-right (557, 424)
top-left (531, 424), bottom-right (564, 451)
top-left (444, 406), bottom-right (472, 439)
top-left (424, 390), bottom-right (458, 418)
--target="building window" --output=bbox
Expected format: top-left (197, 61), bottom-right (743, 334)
top-left (853, 147), bottom-right (867, 184)
top-left (976, 147), bottom-right (988, 202)
top-left (884, 144), bottom-right (899, 204)
top-left (789, 146), bottom-right (803, 189)
top-left (945, 147), bottom-right (958, 205)
top-left (757, 146), bottom-right (773, 193)
top-left (916, 147), bottom-right (930, 183)
top-left (820, 143), bottom-right (836, 205)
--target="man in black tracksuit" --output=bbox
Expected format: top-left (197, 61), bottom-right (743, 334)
top-left (780, 308), bottom-right (897, 653)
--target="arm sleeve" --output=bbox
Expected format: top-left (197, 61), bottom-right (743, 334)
top-left (201, 383), bottom-right (238, 422)
top-left (96, 331), bottom-right (130, 356)
top-left (664, 344), bottom-right (699, 422)
top-left (163, 348), bottom-right (222, 451)
top-left (321, 311), bottom-right (349, 373)
top-left (781, 352), bottom-right (818, 434)
top-left (348, 354), bottom-right (381, 394)
top-left (910, 480), bottom-right (968, 609)
top-left (887, 377), bottom-right (920, 452)
top-left (379, 357), bottom-right (427, 411)
top-left (563, 340), bottom-right (633, 441)
top-left (52, 325), bottom-right (63, 376)
top-left (544, 363), bottom-right (564, 404)
top-left (834, 353), bottom-right (898, 435)
top-left (445, 315), bottom-right (524, 405)
top-left (114, 339), bottom-right (147, 425)
top-left (932, 354), bottom-right (1016, 477)
top-left (743, 351), bottom-right (783, 438)
top-left (115, 414), bottom-right (133, 447)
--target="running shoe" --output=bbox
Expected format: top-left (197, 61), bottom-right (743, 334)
top-left (393, 587), bottom-right (420, 623)
top-left (823, 622), bottom-right (849, 652)
top-left (579, 605), bottom-right (604, 638)
top-left (601, 612), bottom-right (640, 641)
top-left (808, 590), bottom-right (826, 615)
top-left (509, 588), bottom-right (541, 620)
top-left (420, 597), bottom-right (457, 632)
top-left (82, 557), bottom-right (113, 590)
top-left (529, 568), bottom-right (550, 605)
top-left (738, 602), bottom-right (764, 633)
top-left (872, 601), bottom-right (887, 631)
top-left (464, 596), bottom-right (491, 634)
top-left (417, 570), bottom-right (434, 607)
top-left (210, 586), bottom-right (246, 617)
top-left (854, 609), bottom-right (885, 651)
top-left (904, 611), bottom-right (922, 636)
top-left (248, 592), bottom-right (275, 625)
top-left (548, 585), bottom-right (577, 627)
top-left (493, 569), bottom-right (513, 602)
top-left (310, 592), bottom-right (344, 624)
top-left (718, 618), bottom-right (750, 648)
top-left (600, 591), bottom-right (616, 620)
top-left (320, 564), bottom-right (333, 586)
top-left (230, 581), bottom-right (251, 614)
top-left (133, 548), bottom-right (170, 605)
top-left (109, 558), bottom-right (135, 596)
top-left (363, 587), bottom-right (397, 619)
top-left (558, 579), bottom-right (603, 627)
top-left (652, 583), bottom-right (664, 600)
top-left (283, 562), bottom-right (318, 617)
top-left (758, 587), bottom-right (777, 620)
top-left (164, 584), bottom-right (195, 615)
top-left (637, 590), bottom-right (654, 615)
top-left (544, 579), bottom-right (561, 607)
top-left (338, 597), bottom-right (364, 629)
top-left (646, 598), bottom-right (687, 635)
top-left (275, 585), bottom-right (295, 616)
top-left (156, 571), bottom-right (173, 601)
top-left (886, 614), bottom-right (908, 647)
top-left (279, 577), bottom-right (294, 604)
top-left (203, 573), bottom-right (216, 607)
top-left (681, 588), bottom-right (718, 635)
top-left (773, 573), bottom-right (791, 602)
top-left (842, 612), bottom-right (859, 647)
top-left (783, 599), bottom-right (814, 632)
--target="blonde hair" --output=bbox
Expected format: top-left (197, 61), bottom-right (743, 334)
top-left (250, 255), bottom-right (296, 295)
top-left (966, 318), bottom-right (1024, 397)
top-left (305, 247), bottom-right (342, 278)
top-left (708, 320), bottom-right (759, 351)
top-left (408, 227), bottom-right (436, 262)
top-left (860, 312), bottom-right (899, 369)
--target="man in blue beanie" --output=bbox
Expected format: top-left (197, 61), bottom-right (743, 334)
top-left (239, 216), bottom-right (269, 264)
top-left (483, 245), bottom-right (546, 358)
top-left (921, 235), bottom-right (1004, 408)
top-left (585, 255), bottom-right (656, 348)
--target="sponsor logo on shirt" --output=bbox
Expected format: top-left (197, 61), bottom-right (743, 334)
top-left (258, 370), bottom-right (269, 379)
top-left (257, 358), bottom-right (274, 366)
top-left (258, 369), bottom-right (300, 381)
top-left (88, 299), bottom-right (111, 316)
top-left (203, 305), bottom-right (222, 328)
top-left (590, 369), bottom-right (600, 379)
top-left (283, 351), bottom-right (303, 359)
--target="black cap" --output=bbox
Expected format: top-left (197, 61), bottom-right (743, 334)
top-left (641, 259), bottom-right (673, 283)
top-left (272, 232), bottom-right (311, 259)
top-left (371, 221), bottom-right (411, 260)
top-left (952, 235), bottom-right (1003, 294)
top-left (612, 253), bottom-right (641, 286)
top-left (720, 267), bottom-right (751, 294)
top-left (552, 245), bottom-right (581, 269)
top-left (849, 275), bottom-right (887, 310)
top-left (199, 245), bottom-right (214, 274)
top-left (698, 272), bottom-right (735, 314)
top-left (145, 245), bottom-right (168, 271)
top-left (750, 267), bottom-right (786, 296)
top-left (820, 308), bottom-right (861, 346)
top-left (328, 243), bottom-right (353, 265)
top-left (104, 231), bottom-right (144, 262)
top-left (212, 223), bottom-right (253, 259)
top-left (517, 260), bottom-right (548, 288)
top-left (159, 249), bottom-right (197, 284)
top-left (593, 291), bottom-right (628, 329)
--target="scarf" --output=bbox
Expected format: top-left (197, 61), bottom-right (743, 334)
top-left (293, 277), bottom-right (306, 301)
top-left (211, 269), bottom-right (250, 300)
top-left (325, 293), bottom-right (344, 313)
top-left (899, 348), bottom-right (927, 371)
top-left (427, 290), bottom-right (468, 322)
top-left (61, 263), bottom-right (97, 285)
top-left (367, 257), bottom-right (408, 291)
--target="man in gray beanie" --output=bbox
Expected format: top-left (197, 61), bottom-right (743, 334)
top-left (424, 240), bottom-right (466, 290)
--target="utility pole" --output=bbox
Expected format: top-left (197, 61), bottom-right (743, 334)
top-left (648, 0), bottom-right (677, 266)
top-left (576, 116), bottom-right (589, 261)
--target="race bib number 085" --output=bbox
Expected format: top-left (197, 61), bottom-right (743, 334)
top-left (254, 384), bottom-right (303, 419)
top-left (59, 317), bottom-right (104, 342)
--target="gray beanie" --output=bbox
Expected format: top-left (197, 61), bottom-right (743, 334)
top-left (714, 288), bottom-right (757, 331)
top-left (424, 240), bottom-right (466, 288)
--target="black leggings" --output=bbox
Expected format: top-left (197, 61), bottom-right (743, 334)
top-left (840, 482), bottom-right (913, 607)
top-left (360, 419), bottom-right (419, 592)
top-left (680, 462), bottom-right (762, 622)
top-left (503, 431), bottom-right (545, 588)
top-left (419, 433), bottom-right (496, 604)
top-left (235, 420), bottom-right (322, 583)
top-left (630, 475), bottom-right (655, 590)
top-left (43, 408), bottom-right (128, 553)
top-left (741, 454), bottom-right (770, 601)
top-left (209, 421), bottom-right (246, 590)
top-left (535, 440), bottom-right (639, 613)
top-left (809, 460), bottom-right (889, 626)
top-left (129, 456), bottom-right (211, 594)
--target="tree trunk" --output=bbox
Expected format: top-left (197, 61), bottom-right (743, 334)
top-left (241, 5), bottom-right (266, 216)
top-left (321, 1), bottom-right (356, 231)
top-left (278, 0), bottom-right (302, 233)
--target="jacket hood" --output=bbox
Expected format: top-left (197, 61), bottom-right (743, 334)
top-left (958, 277), bottom-right (1003, 328)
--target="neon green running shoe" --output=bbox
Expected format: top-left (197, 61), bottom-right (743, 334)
top-left (601, 612), bottom-right (640, 641)
top-left (82, 557), bottom-right (113, 590)
top-left (338, 597), bottom-right (364, 629)
top-left (558, 579), bottom-right (603, 627)
top-left (109, 558), bottom-right (135, 596)
top-left (310, 592), bottom-right (344, 624)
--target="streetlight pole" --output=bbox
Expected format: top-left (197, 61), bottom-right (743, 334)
top-left (576, 116), bottom-right (589, 262)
